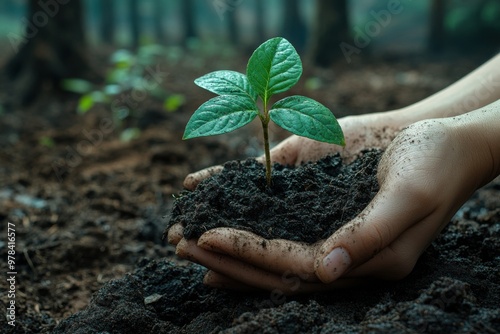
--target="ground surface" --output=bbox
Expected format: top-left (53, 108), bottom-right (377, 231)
top-left (0, 52), bottom-right (498, 333)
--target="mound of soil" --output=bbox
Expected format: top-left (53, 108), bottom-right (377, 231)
top-left (53, 157), bottom-right (500, 333)
top-left (168, 150), bottom-right (381, 243)
top-left (53, 255), bottom-right (500, 333)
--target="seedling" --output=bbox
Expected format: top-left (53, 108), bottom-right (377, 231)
top-left (183, 37), bottom-right (345, 186)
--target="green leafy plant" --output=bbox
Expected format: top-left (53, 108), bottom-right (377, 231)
top-left (184, 37), bottom-right (345, 186)
top-left (62, 45), bottom-right (186, 142)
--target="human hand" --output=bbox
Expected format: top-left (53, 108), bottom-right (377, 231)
top-left (315, 111), bottom-right (499, 282)
top-left (183, 112), bottom-right (402, 190)
top-left (168, 111), bottom-right (402, 293)
top-left (170, 109), bottom-right (499, 291)
top-left (167, 223), bottom-right (366, 294)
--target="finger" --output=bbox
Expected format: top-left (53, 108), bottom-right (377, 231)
top-left (205, 267), bottom-right (367, 294)
top-left (344, 205), bottom-right (452, 280)
top-left (203, 270), bottom-right (372, 298)
top-left (258, 135), bottom-right (340, 166)
top-left (314, 181), bottom-right (435, 283)
top-left (183, 165), bottom-right (223, 190)
top-left (177, 238), bottom-right (366, 293)
top-left (198, 228), bottom-right (318, 282)
top-left (166, 223), bottom-right (184, 245)
top-left (177, 237), bottom-right (297, 292)
top-left (203, 270), bottom-right (259, 291)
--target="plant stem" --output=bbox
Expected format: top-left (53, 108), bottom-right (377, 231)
top-left (260, 97), bottom-right (272, 187)
top-left (262, 118), bottom-right (272, 187)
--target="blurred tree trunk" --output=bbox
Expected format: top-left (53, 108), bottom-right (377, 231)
top-left (429, 0), bottom-right (445, 53)
top-left (281, 0), bottom-right (307, 52)
top-left (153, 0), bottom-right (166, 44)
top-left (227, 9), bottom-right (239, 46)
top-left (129, 0), bottom-right (140, 49)
top-left (101, 0), bottom-right (115, 45)
top-left (254, 0), bottom-right (265, 43)
top-left (5, 0), bottom-right (91, 105)
top-left (308, 0), bottom-right (349, 67)
top-left (182, 0), bottom-right (196, 45)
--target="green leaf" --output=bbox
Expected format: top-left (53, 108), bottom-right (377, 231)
top-left (61, 79), bottom-right (93, 94)
top-left (106, 68), bottom-right (129, 84)
top-left (195, 70), bottom-right (257, 100)
top-left (184, 95), bottom-right (258, 139)
top-left (110, 49), bottom-right (134, 69)
top-left (104, 84), bottom-right (122, 95)
top-left (270, 96), bottom-right (345, 146)
top-left (305, 77), bottom-right (322, 91)
top-left (39, 136), bottom-right (55, 148)
top-left (90, 90), bottom-right (107, 103)
top-left (164, 94), bottom-right (185, 112)
top-left (120, 128), bottom-right (141, 142)
top-left (76, 91), bottom-right (106, 114)
top-left (77, 94), bottom-right (94, 114)
top-left (247, 37), bottom-right (302, 104)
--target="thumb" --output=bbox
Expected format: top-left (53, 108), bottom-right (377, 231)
top-left (314, 181), bottom-right (432, 283)
top-left (183, 165), bottom-right (223, 190)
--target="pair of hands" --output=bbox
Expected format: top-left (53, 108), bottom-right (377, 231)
top-left (168, 111), bottom-right (492, 294)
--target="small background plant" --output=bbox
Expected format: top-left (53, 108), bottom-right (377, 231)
top-left (62, 45), bottom-right (185, 142)
top-left (183, 37), bottom-right (345, 186)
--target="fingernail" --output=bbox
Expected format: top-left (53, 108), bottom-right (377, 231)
top-left (322, 247), bottom-right (351, 282)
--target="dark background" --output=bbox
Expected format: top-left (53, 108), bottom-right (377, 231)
top-left (1, 0), bottom-right (500, 106)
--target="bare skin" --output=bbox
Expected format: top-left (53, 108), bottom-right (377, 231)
top-left (169, 55), bottom-right (500, 293)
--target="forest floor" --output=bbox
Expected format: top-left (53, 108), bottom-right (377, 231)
top-left (0, 50), bottom-right (498, 333)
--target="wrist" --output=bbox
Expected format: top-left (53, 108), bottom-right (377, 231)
top-left (372, 108), bottom-right (418, 130)
top-left (389, 103), bottom-right (452, 128)
top-left (451, 102), bottom-right (500, 187)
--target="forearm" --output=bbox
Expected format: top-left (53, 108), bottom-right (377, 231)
top-left (390, 54), bottom-right (500, 127)
top-left (454, 99), bottom-right (500, 186)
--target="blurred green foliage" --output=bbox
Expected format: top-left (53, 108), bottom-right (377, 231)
top-left (38, 136), bottom-right (55, 148)
top-left (445, 0), bottom-right (500, 49)
top-left (62, 44), bottom-right (185, 141)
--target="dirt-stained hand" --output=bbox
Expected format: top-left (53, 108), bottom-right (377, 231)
top-left (315, 110), bottom-right (499, 282)
top-left (169, 107), bottom-right (500, 292)
top-left (168, 223), bottom-right (366, 293)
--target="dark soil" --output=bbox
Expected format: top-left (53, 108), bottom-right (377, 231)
top-left (1, 53), bottom-right (499, 333)
top-left (52, 180), bottom-right (500, 333)
top-left (168, 150), bottom-right (381, 243)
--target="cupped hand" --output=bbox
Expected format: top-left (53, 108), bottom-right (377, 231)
top-left (167, 223), bottom-right (367, 294)
top-left (183, 112), bottom-right (402, 190)
top-left (315, 113), bottom-right (497, 282)
top-left (170, 112), bottom-right (402, 293)
top-left (169, 110), bottom-right (498, 292)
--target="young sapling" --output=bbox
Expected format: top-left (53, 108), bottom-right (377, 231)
top-left (183, 37), bottom-right (345, 186)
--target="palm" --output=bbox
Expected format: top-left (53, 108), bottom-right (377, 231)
top-left (170, 226), bottom-right (367, 293)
